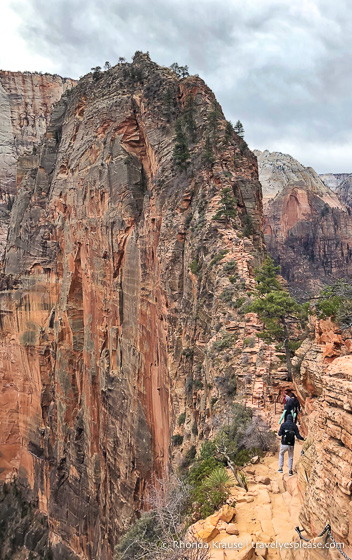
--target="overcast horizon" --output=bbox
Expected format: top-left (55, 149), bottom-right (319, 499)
top-left (1, 0), bottom-right (351, 174)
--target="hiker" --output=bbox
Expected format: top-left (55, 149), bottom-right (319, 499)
top-left (278, 414), bottom-right (305, 476)
top-left (290, 393), bottom-right (301, 424)
top-left (284, 390), bottom-right (292, 404)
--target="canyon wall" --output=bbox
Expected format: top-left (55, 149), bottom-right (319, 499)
top-left (256, 150), bottom-right (352, 300)
top-left (0, 54), bottom-right (271, 559)
top-left (321, 173), bottom-right (352, 209)
top-left (0, 71), bottom-right (75, 258)
top-left (288, 320), bottom-right (352, 559)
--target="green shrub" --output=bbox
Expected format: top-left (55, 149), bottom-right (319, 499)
top-left (243, 336), bottom-right (256, 348)
top-left (220, 288), bottom-right (234, 304)
top-left (212, 332), bottom-right (235, 351)
top-left (243, 214), bottom-right (253, 237)
top-left (178, 413), bottom-right (186, 426)
top-left (210, 250), bottom-right (229, 267)
top-left (224, 260), bottom-right (237, 274)
top-left (190, 259), bottom-right (201, 275)
top-left (171, 434), bottom-right (183, 446)
top-left (233, 297), bottom-right (246, 309)
top-left (190, 464), bottom-right (233, 518)
top-left (115, 512), bottom-right (159, 560)
top-left (193, 379), bottom-right (204, 390)
top-left (180, 446), bottom-right (197, 472)
top-left (191, 422), bottom-right (198, 436)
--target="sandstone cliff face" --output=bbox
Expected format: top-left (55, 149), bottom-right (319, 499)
top-left (290, 320), bottom-right (352, 559)
top-left (256, 150), bottom-right (352, 299)
top-left (0, 71), bottom-right (75, 258)
top-left (321, 173), bottom-right (352, 209)
top-left (0, 54), bottom-right (268, 559)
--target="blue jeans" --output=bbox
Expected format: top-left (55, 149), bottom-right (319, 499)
top-left (279, 444), bottom-right (294, 470)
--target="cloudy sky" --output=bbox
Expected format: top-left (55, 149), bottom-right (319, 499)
top-left (1, 0), bottom-right (351, 173)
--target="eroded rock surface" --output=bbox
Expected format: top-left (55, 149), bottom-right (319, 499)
top-left (290, 319), bottom-right (352, 559)
top-left (0, 71), bottom-right (75, 258)
top-left (0, 54), bottom-right (268, 559)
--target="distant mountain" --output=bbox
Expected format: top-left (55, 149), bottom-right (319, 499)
top-left (320, 173), bottom-right (352, 208)
top-left (256, 150), bottom-right (352, 299)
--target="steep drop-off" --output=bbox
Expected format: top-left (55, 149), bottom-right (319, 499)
top-left (0, 71), bottom-right (75, 258)
top-left (256, 150), bottom-right (352, 299)
top-left (0, 54), bottom-right (269, 559)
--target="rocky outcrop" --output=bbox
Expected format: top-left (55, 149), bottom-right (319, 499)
top-left (290, 319), bottom-right (352, 559)
top-left (256, 150), bottom-right (352, 299)
top-left (0, 71), bottom-right (75, 258)
top-left (320, 173), bottom-right (352, 209)
top-left (0, 54), bottom-right (268, 559)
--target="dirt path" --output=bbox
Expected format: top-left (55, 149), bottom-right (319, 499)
top-left (209, 413), bottom-right (304, 560)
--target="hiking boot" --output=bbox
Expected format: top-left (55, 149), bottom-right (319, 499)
top-left (278, 468), bottom-right (283, 473)
top-left (289, 470), bottom-right (293, 476)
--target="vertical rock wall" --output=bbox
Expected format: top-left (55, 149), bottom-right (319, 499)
top-left (0, 55), bottom-right (266, 559)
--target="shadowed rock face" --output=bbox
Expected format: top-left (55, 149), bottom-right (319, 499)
top-left (0, 71), bottom-right (75, 258)
top-left (0, 54), bottom-right (266, 559)
top-left (256, 150), bottom-right (352, 300)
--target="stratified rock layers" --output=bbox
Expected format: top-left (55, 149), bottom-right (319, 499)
top-left (256, 150), bottom-right (352, 299)
top-left (290, 321), bottom-right (352, 559)
top-left (0, 71), bottom-right (75, 257)
top-left (0, 56), bottom-right (264, 559)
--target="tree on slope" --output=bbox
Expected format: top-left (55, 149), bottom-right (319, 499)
top-left (249, 256), bottom-right (305, 381)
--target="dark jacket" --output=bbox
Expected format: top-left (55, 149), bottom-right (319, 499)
top-left (291, 396), bottom-right (301, 413)
top-left (278, 414), bottom-right (304, 446)
top-left (284, 397), bottom-right (295, 412)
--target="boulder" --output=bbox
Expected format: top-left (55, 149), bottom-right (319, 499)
top-left (226, 523), bottom-right (239, 535)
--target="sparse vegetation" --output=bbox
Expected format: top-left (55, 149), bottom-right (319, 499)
top-left (170, 62), bottom-right (190, 79)
top-left (173, 118), bottom-right (190, 169)
top-left (91, 66), bottom-right (102, 80)
top-left (190, 259), bottom-right (201, 275)
top-left (202, 135), bottom-right (215, 165)
top-left (212, 332), bottom-right (235, 351)
top-left (243, 214), bottom-right (253, 237)
top-left (172, 434), bottom-right (184, 446)
top-left (209, 249), bottom-right (229, 266)
top-left (213, 188), bottom-right (237, 223)
top-left (234, 120), bottom-right (245, 139)
top-left (115, 476), bottom-right (210, 560)
top-left (224, 120), bottom-right (234, 144)
top-left (178, 413), bottom-right (186, 426)
top-left (315, 281), bottom-right (352, 329)
top-left (249, 256), bottom-right (308, 380)
top-left (224, 260), bottom-right (237, 274)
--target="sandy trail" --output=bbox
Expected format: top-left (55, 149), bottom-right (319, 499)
top-left (209, 412), bottom-right (304, 560)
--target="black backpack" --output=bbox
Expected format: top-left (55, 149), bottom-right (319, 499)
top-left (282, 429), bottom-right (295, 446)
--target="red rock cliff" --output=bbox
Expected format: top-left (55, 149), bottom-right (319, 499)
top-left (256, 150), bottom-right (352, 300)
top-left (0, 54), bottom-right (266, 559)
top-left (288, 320), bottom-right (352, 559)
top-left (0, 71), bottom-right (75, 257)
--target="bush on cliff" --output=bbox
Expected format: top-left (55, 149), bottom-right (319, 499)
top-left (115, 477), bottom-right (210, 560)
top-left (316, 281), bottom-right (352, 329)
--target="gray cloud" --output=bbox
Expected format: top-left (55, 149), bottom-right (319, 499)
top-left (3, 0), bottom-right (352, 172)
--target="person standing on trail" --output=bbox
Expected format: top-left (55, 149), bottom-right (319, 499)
top-left (290, 393), bottom-right (301, 424)
top-left (278, 414), bottom-right (304, 476)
